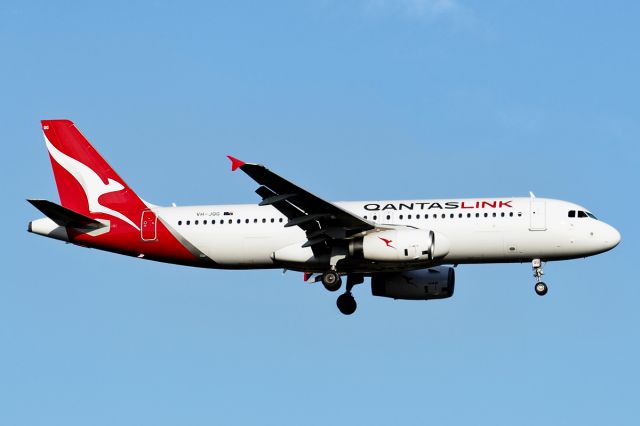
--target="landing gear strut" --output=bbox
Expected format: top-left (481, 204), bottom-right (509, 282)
top-left (336, 274), bottom-right (364, 315)
top-left (532, 258), bottom-right (548, 296)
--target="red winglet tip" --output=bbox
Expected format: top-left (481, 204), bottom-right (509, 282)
top-left (227, 155), bottom-right (246, 171)
top-left (303, 272), bottom-right (312, 282)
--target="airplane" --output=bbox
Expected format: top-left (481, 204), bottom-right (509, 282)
top-left (28, 120), bottom-right (621, 315)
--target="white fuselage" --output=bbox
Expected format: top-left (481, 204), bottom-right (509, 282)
top-left (154, 197), bottom-right (620, 270)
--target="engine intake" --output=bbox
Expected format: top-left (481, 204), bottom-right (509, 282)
top-left (371, 267), bottom-right (455, 300)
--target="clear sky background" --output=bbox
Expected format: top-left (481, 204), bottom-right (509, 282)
top-left (2, 1), bottom-right (639, 425)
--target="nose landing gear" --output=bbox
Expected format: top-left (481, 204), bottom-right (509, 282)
top-left (532, 258), bottom-right (548, 296)
top-left (535, 281), bottom-right (548, 296)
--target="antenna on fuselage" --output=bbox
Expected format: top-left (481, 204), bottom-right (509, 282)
top-left (529, 191), bottom-right (536, 198)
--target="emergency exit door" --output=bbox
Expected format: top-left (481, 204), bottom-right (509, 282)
top-left (141, 210), bottom-right (157, 241)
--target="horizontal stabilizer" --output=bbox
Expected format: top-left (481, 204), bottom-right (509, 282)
top-left (27, 199), bottom-right (106, 229)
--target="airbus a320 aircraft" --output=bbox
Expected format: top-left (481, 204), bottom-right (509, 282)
top-left (28, 120), bottom-right (621, 315)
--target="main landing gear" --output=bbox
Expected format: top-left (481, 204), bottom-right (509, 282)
top-left (336, 293), bottom-right (357, 315)
top-left (321, 270), bottom-right (342, 292)
top-left (532, 258), bottom-right (548, 296)
top-left (321, 271), bottom-right (363, 315)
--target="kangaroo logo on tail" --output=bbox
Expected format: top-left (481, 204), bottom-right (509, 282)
top-left (44, 135), bottom-right (140, 230)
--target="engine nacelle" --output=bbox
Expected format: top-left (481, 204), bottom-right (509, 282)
top-left (349, 229), bottom-right (449, 262)
top-left (272, 243), bottom-right (327, 265)
top-left (371, 267), bottom-right (455, 300)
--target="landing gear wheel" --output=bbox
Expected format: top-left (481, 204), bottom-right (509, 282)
top-left (336, 293), bottom-right (357, 315)
top-left (322, 270), bottom-right (342, 292)
top-left (535, 282), bottom-right (548, 296)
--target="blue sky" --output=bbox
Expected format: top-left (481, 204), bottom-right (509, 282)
top-left (2, 1), bottom-right (639, 424)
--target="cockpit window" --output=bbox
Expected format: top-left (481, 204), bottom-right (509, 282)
top-left (569, 209), bottom-right (597, 219)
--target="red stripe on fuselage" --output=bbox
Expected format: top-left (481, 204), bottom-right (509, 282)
top-left (69, 215), bottom-right (201, 265)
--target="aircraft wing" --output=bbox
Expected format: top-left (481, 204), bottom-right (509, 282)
top-left (228, 156), bottom-right (374, 252)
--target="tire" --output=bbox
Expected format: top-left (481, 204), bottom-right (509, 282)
top-left (336, 293), bottom-right (357, 315)
top-left (323, 278), bottom-right (342, 292)
top-left (535, 282), bottom-right (548, 296)
top-left (322, 271), bottom-right (340, 288)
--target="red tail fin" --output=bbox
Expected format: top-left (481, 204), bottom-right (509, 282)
top-left (42, 119), bottom-right (147, 230)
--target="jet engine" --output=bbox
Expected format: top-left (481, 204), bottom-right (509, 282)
top-left (349, 229), bottom-right (450, 262)
top-left (371, 266), bottom-right (455, 300)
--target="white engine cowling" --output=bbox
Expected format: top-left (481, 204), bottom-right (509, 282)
top-left (349, 229), bottom-right (450, 262)
top-left (371, 267), bottom-right (455, 300)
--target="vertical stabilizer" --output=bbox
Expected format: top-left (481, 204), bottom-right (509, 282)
top-left (42, 119), bottom-right (146, 230)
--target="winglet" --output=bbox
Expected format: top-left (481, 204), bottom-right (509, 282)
top-left (227, 155), bottom-right (246, 171)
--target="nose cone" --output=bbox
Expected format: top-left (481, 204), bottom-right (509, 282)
top-left (602, 224), bottom-right (621, 251)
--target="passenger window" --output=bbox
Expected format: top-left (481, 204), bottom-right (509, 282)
top-left (578, 211), bottom-right (588, 218)
top-left (458, 213), bottom-right (462, 218)
top-left (484, 213), bottom-right (488, 218)
top-left (178, 220), bottom-right (182, 225)
top-left (399, 215), bottom-right (403, 220)
top-left (245, 219), bottom-right (249, 224)
top-left (364, 215), bottom-right (368, 220)
top-left (212, 220), bottom-right (216, 224)
top-left (373, 215), bottom-right (377, 221)
top-left (501, 212), bottom-right (505, 217)
top-left (186, 220), bottom-right (190, 225)
top-left (441, 214), bottom-right (445, 219)
top-left (228, 219), bottom-right (232, 224)
top-left (408, 214), bottom-right (412, 219)
top-left (475, 213), bottom-right (480, 218)
top-left (203, 220), bottom-right (207, 225)
top-left (262, 218), bottom-right (266, 223)
top-left (450, 214), bottom-right (454, 218)
top-left (568, 210), bottom-right (576, 218)
top-left (492, 212), bottom-right (496, 217)
top-left (270, 218), bottom-right (275, 223)
top-left (517, 212), bottom-right (522, 217)
top-left (254, 219), bottom-right (258, 223)
top-left (467, 213), bottom-right (471, 218)
top-left (279, 218), bottom-right (284, 223)
top-left (416, 214), bottom-right (420, 219)
top-left (509, 212), bottom-right (514, 217)
top-left (425, 214), bottom-right (429, 219)
top-left (195, 220), bottom-right (199, 225)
